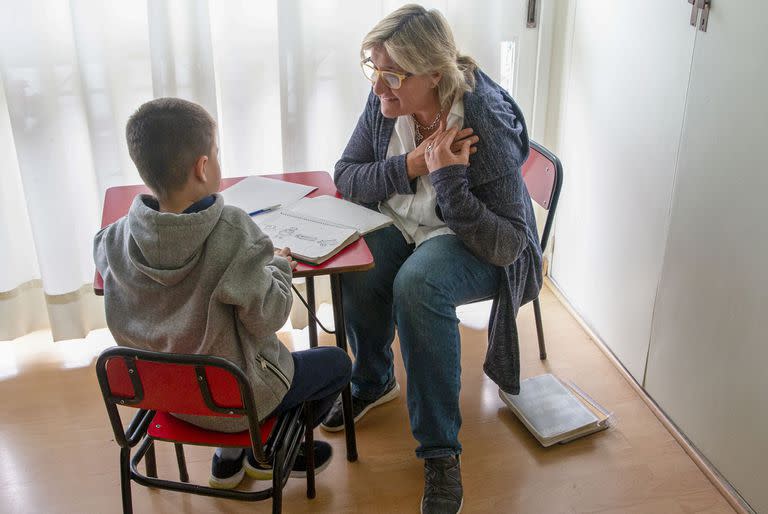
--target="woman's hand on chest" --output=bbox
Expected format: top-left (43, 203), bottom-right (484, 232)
top-left (425, 124), bottom-right (479, 172)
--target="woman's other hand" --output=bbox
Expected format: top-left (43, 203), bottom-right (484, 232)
top-left (407, 126), bottom-right (478, 179)
top-left (275, 247), bottom-right (298, 270)
top-left (425, 124), bottom-right (476, 172)
top-left (406, 131), bottom-right (440, 179)
top-left (451, 127), bottom-right (479, 156)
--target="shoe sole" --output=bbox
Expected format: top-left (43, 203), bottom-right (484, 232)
top-left (320, 382), bottom-right (401, 433)
top-left (243, 460), bottom-right (273, 480)
top-left (420, 496), bottom-right (463, 514)
top-left (208, 467), bottom-right (245, 489)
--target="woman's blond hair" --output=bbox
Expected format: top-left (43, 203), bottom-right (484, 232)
top-left (361, 4), bottom-right (477, 110)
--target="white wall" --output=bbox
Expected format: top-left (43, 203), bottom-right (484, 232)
top-left (549, 0), bottom-right (695, 381)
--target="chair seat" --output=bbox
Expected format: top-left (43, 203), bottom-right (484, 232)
top-left (148, 411), bottom-right (277, 447)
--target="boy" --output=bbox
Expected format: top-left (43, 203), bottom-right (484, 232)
top-left (94, 97), bottom-right (351, 489)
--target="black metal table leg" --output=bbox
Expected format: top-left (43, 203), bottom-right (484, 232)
top-left (305, 278), bottom-right (319, 349)
top-left (330, 273), bottom-right (358, 462)
top-left (303, 277), bottom-right (319, 491)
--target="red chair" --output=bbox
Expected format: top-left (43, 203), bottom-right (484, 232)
top-left (96, 346), bottom-right (316, 514)
top-left (520, 140), bottom-right (564, 360)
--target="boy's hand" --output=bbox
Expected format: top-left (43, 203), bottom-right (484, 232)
top-left (276, 247), bottom-right (298, 270)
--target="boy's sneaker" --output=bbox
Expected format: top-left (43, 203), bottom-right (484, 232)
top-left (320, 379), bottom-right (400, 432)
top-left (208, 449), bottom-right (246, 489)
top-left (421, 455), bottom-right (463, 514)
top-left (244, 441), bottom-right (333, 480)
top-left (290, 440), bottom-right (333, 478)
top-left (243, 451), bottom-right (273, 480)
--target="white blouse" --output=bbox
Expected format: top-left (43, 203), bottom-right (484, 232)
top-left (380, 99), bottom-right (465, 246)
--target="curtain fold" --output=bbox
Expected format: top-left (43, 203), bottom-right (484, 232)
top-left (0, 0), bottom-right (520, 341)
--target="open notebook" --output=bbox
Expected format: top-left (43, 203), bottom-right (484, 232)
top-left (253, 195), bottom-right (393, 265)
top-left (499, 374), bottom-right (612, 447)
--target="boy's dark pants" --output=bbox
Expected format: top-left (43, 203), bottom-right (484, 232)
top-left (269, 346), bottom-right (352, 426)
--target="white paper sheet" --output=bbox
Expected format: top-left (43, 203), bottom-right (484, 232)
top-left (220, 176), bottom-right (317, 215)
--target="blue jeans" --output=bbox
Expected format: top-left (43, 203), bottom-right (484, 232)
top-left (342, 226), bottom-right (501, 459)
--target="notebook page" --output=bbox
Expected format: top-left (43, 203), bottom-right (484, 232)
top-left (254, 211), bottom-right (357, 263)
top-left (287, 195), bottom-right (393, 235)
top-left (220, 176), bottom-right (317, 214)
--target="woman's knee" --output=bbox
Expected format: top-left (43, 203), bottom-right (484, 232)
top-left (393, 266), bottom-right (422, 305)
top-left (393, 265), bottom-right (450, 309)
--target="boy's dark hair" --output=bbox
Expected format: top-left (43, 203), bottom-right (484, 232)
top-left (126, 98), bottom-right (216, 198)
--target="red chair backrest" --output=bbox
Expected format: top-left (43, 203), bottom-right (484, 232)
top-left (521, 145), bottom-right (557, 210)
top-left (104, 354), bottom-right (245, 417)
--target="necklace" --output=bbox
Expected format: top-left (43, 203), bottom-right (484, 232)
top-left (412, 111), bottom-right (442, 144)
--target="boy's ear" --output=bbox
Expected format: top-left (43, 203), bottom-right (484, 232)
top-left (192, 154), bottom-right (209, 183)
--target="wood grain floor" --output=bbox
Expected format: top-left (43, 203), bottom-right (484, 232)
top-left (0, 286), bottom-right (735, 513)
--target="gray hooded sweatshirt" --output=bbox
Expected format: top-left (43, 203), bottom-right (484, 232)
top-left (93, 193), bottom-right (294, 432)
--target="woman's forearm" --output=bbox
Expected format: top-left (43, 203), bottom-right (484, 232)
top-left (431, 165), bottom-right (529, 267)
top-left (334, 154), bottom-right (413, 203)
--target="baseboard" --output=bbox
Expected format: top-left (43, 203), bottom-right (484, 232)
top-left (543, 277), bottom-right (754, 514)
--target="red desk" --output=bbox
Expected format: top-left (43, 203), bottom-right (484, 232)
top-left (94, 171), bottom-right (370, 461)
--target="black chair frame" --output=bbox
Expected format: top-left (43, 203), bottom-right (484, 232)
top-left (529, 140), bottom-right (564, 360)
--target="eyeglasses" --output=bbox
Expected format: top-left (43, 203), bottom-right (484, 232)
top-left (361, 58), bottom-right (412, 90)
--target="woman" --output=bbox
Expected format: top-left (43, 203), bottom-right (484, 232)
top-left (322, 5), bottom-right (542, 512)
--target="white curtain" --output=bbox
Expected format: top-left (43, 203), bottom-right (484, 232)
top-left (0, 0), bottom-right (523, 341)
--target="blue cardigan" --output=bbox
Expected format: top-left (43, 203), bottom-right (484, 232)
top-left (334, 69), bottom-right (542, 394)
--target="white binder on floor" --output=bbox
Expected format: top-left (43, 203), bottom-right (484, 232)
top-left (499, 373), bottom-right (613, 447)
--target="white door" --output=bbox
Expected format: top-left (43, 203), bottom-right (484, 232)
top-left (550, 0), bottom-right (697, 381)
top-left (644, 1), bottom-right (768, 511)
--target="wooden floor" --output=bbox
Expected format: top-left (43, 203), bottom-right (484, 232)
top-left (0, 286), bottom-right (735, 513)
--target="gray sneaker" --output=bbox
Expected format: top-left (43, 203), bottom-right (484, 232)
top-left (421, 455), bottom-right (463, 514)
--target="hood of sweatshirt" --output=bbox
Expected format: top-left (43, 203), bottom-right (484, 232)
top-left (126, 194), bottom-right (224, 287)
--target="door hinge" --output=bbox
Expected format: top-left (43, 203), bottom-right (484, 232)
top-left (688, 0), bottom-right (711, 32)
top-left (527, 0), bottom-right (537, 28)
